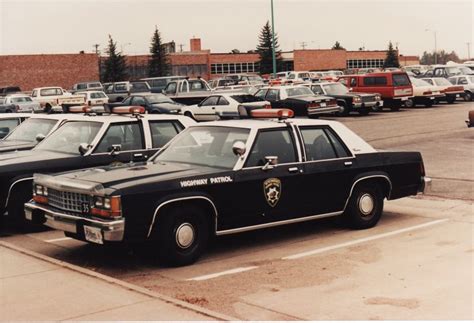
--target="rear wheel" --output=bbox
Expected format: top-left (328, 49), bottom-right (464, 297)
top-left (153, 205), bottom-right (210, 266)
top-left (343, 183), bottom-right (384, 229)
top-left (424, 100), bottom-right (433, 108)
top-left (464, 91), bottom-right (472, 101)
top-left (335, 103), bottom-right (349, 117)
top-left (184, 111), bottom-right (195, 120)
top-left (7, 183), bottom-right (35, 229)
top-left (44, 104), bottom-right (52, 113)
top-left (404, 98), bottom-right (415, 108)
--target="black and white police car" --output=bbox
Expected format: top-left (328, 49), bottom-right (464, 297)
top-left (0, 113), bottom-right (30, 139)
top-left (26, 108), bottom-right (430, 266)
top-left (0, 106), bottom-right (194, 224)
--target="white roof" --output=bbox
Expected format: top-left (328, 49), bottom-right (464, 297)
top-left (0, 113), bottom-right (32, 119)
top-left (27, 113), bottom-right (194, 124)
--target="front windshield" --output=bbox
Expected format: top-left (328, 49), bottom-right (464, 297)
top-left (4, 118), bottom-right (57, 142)
top-left (285, 87), bottom-right (314, 97)
top-left (146, 94), bottom-right (174, 104)
top-left (154, 126), bottom-right (250, 169)
top-left (410, 78), bottom-right (431, 87)
top-left (35, 121), bottom-right (102, 154)
top-left (324, 83), bottom-right (349, 95)
top-left (446, 66), bottom-right (470, 76)
top-left (434, 78), bottom-right (452, 86)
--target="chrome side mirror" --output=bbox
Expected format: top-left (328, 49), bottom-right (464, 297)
top-left (108, 144), bottom-right (122, 156)
top-left (262, 156), bottom-right (278, 170)
top-left (78, 143), bottom-right (91, 156)
top-left (35, 134), bottom-right (46, 142)
top-left (232, 141), bottom-right (246, 157)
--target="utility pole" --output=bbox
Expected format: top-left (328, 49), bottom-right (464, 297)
top-left (467, 42), bottom-right (471, 60)
top-left (93, 44), bottom-right (101, 81)
top-left (178, 44), bottom-right (184, 52)
top-left (300, 42), bottom-right (307, 50)
top-left (93, 44), bottom-right (100, 55)
top-left (270, 0), bottom-right (277, 78)
top-left (425, 29), bottom-right (437, 64)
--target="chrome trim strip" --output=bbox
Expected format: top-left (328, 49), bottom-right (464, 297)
top-left (5, 177), bottom-right (33, 208)
top-left (147, 196), bottom-right (218, 238)
top-left (216, 211), bottom-right (342, 236)
top-left (342, 175), bottom-right (392, 212)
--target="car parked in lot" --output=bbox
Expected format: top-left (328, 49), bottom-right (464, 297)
top-left (0, 114), bottom-right (30, 139)
top-left (31, 87), bottom-right (85, 112)
top-left (181, 92), bottom-right (270, 121)
top-left (309, 81), bottom-right (382, 115)
top-left (284, 71), bottom-right (312, 84)
top-left (0, 114), bottom-right (81, 154)
top-left (76, 91), bottom-right (109, 106)
top-left (104, 81), bottom-right (151, 103)
top-left (337, 72), bottom-right (413, 111)
top-left (108, 93), bottom-right (183, 114)
top-left (71, 82), bottom-right (103, 94)
top-left (0, 94), bottom-right (41, 113)
top-left (208, 78), bottom-right (236, 89)
top-left (163, 78), bottom-right (213, 105)
top-left (421, 77), bottom-right (465, 104)
top-left (254, 86), bottom-right (340, 117)
top-left (25, 109), bottom-right (429, 266)
top-left (0, 86), bottom-right (22, 96)
top-left (0, 108), bottom-right (195, 224)
top-left (448, 75), bottom-right (474, 101)
top-left (405, 78), bottom-right (444, 108)
top-left (142, 76), bottom-right (186, 93)
top-left (421, 65), bottom-right (473, 78)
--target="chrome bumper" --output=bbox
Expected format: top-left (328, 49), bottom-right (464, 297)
top-left (353, 101), bottom-right (383, 108)
top-left (24, 202), bottom-right (125, 242)
top-left (308, 105), bottom-right (343, 115)
top-left (419, 176), bottom-right (432, 194)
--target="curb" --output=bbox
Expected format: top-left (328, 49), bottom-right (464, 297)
top-left (0, 240), bottom-right (238, 321)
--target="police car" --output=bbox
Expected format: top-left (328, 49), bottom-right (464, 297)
top-left (25, 108), bottom-right (430, 266)
top-left (0, 106), bottom-right (194, 224)
top-left (0, 113), bottom-right (30, 139)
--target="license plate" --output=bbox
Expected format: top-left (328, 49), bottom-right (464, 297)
top-left (320, 102), bottom-right (326, 107)
top-left (25, 209), bottom-right (32, 220)
top-left (84, 226), bottom-right (103, 244)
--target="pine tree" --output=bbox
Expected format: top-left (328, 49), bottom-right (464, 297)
top-left (332, 41), bottom-right (345, 50)
top-left (383, 41), bottom-right (400, 68)
top-left (148, 26), bottom-right (170, 77)
top-left (256, 21), bottom-right (282, 75)
top-left (102, 35), bottom-right (127, 82)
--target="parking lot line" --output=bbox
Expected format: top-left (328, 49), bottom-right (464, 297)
top-left (187, 266), bottom-right (259, 281)
top-left (44, 237), bottom-right (73, 243)
top-left (282, 218), bottom-right (448, 260)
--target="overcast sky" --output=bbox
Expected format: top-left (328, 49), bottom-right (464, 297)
top-left (0, 0), bottom-right (472, 58)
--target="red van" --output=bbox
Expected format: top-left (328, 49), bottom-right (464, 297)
top-left (337, 72), bottom-right (413, 111)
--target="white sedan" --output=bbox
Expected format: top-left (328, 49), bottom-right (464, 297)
top-left (181, 93), bottom-right (270, 121)
top-left (405, 78), bottom-right (444, 108)
top-left (76, 91), bottom-right (109, 106)
top-left (448, 75), bottom-right (474, 101)
top-left (0, 94), bottom-right (41, 113)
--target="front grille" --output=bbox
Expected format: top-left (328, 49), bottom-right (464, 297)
top-left (362, 95), bottom-right (376, 103)
top-left (47, 188), bottom-right (91, 213)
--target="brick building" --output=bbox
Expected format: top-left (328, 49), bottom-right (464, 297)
top-left (0, 53), bottom-right (99, 91)
top-left (0, 38), bottom-right (420, 90)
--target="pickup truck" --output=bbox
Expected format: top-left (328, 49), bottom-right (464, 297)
top-left (163, 78), bottom-right (213, 105)
top-left (31, 87), bottom-right (85, 113)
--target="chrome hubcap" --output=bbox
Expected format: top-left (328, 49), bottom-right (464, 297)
top-left (359, 193), bottom-right (375, 216)
top-left (176, 223), bottom-right (195, 249)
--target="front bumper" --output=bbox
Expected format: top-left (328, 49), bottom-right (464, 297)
top-left (353, 100), bottom-right (384, 108)
top-left (418, 176), bottom-right (432, 194)
top-left (24, 202), bottom-right (125, 242)
top-left (307, 105), bottom-right (343, 115)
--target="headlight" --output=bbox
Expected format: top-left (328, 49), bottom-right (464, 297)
top-left (92, 196), bottom-right (121, 218)
top-left (375, 94), bottom-right (381, 101)
top-left (353, 96), bottom-right (361, 103)
top-left (34, 185), bottom-right (48, 196)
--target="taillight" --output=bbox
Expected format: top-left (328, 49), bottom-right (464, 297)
top-left (308, 102), bottom-right (320, 108)
top-left (423, 91), bottom-right (432, 95)
top-left (264, 104), bottom-right (272, 109)
top-left (328, 99), bottom-right (337, 106)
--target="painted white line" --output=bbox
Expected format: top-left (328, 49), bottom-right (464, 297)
top-left (45, 237), bottom-right (73, 243)
top-left (187, 266), bottom-right (259, 281)
top-left (283, 218), bottom-right (449, 260)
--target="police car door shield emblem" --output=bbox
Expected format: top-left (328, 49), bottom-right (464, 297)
top-left (263, 178), bottom-right (281, 207)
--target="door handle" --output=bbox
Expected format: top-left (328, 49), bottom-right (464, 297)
top-left (288, 167), bottom-right (299, 173)
top-left (344, 161), bottom-right (353, 167)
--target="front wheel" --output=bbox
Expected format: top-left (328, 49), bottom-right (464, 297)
top-left (404, 98), bottom-right (415, 108)
top-left (343, 183), bottom-right (384, 229)
top-left (153, 206), bottom-right (210, 266)
top-left (183, 111), bottom-right (195, 120)
top-left (463, 92), bottom-right (472, 102)
top-left (335, 103), bottom-right (349, 117)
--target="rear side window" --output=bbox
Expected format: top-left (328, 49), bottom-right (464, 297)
top-left (95, 122), bottom-right (144, 153)
top-left (392, 74), bottom-right (410, 86)
top-left (245, 129), bottom-right (297, 167)
top-left (40, 88), bottom-right (58, 96)
top-left (363, 77), bottom-right (387, 86)
top-left (231, 95), bottom-right (264, 103)
top-left (300, 127), bottom-right (350, 161)
top-left (149, 121), bottom-right (184, 148)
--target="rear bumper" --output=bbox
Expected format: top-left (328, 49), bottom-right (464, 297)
top-left (418, 176), bottom-right (432, 194)
top-left (307, 105), bottom-right (343, 115)
top-left (24, 202), bottom-right (125, 242)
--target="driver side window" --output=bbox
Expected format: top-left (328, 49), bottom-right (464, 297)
top-left (201, 96), bottom-right (219, 106)
top-left (245, 129), bottom-right (297, 167)
top-left (94, 122), bottom-right (144, 153)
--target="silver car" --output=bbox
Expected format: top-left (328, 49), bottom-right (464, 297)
top-left (0, 94), bottom-right (41, 113)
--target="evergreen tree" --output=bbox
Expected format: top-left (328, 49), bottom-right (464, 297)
top-left (383, 41), bottom-right (400, 68)
top-left (148, 26), bottom-right (170, 77)
top-left (256, 21), bottom-right (282, 75)
top-left (332, 41), bottom-right (345, 50)
top-left (102, 35), bottom-right (127, 82)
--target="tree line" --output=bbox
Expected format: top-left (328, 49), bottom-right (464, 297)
top-left (102, 22), bottom-right (461, 82)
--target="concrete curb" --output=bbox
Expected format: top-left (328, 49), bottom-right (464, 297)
top-left (0, 240), bottom-right (238, 321)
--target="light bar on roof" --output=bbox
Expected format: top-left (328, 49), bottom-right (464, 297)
top-left (111, 106), bottom-right (145, 115)
top-left (250, 108), bottom-right (294, 119)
